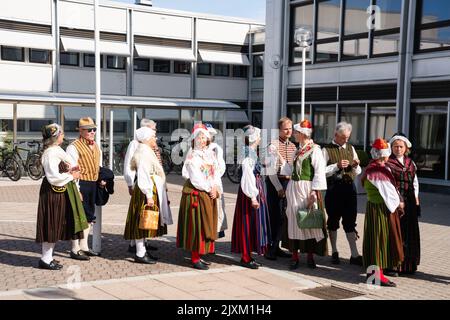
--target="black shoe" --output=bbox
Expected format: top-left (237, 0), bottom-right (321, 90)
top-left (240, 259), bottom-right (259, 269)
top-left (349, 255), bottom-right (363, 266)
top-left (251, 259), bottom-right (262, 267)
top-left (200, 259), bottom-right (211, 266)
top-left (145, 244), bottom-right (158, 251)
top-left (276, 249), bottom-right (292, 258)
top-left (70, 250), bottom-right (90, 261)
top-left (289, 260), bottom-right (300, 270)
top-left (39, 259), bottom-right (62, 270)
top-left (134, 254), bottom-right (156, 264)
top-left (193, 261), bottom-right (209, 270)
top-left (146, 252), bottom-right (159, 261)
top-left (307, 258), bottom-right (317, 269)
top-left (81, 249), bottom-right (100, 257)
top-left (380, 279), bottom-right (397, 287)
top-left (384, 269), bottom-right (399, 277)
top-left (264, 252), bottom-right (277, 261)
top-left (331, 252), bottom-right (340, 265)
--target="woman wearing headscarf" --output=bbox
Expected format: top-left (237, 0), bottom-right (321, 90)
top-left (231, 125), bottom-right (271, 269)
top-left (386, 133), bottom-right (421, 275)
top-left (124, 127), bottom-right (173, 264)
top-left (361, 138), bottom-right (404, 287)
top-left (36, 123), bottom-right (88, 270)
top-left (177, 123), bottom-right (220, 270)
top-left (283, 120), bottom-right (328, 270)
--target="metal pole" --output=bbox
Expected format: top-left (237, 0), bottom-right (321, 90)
top-left (301, 47), bottom-right (306, 120)
top-left (93, 0), bottom-right (102, 254)
top-left (109, 109), bottom-right (114, 170)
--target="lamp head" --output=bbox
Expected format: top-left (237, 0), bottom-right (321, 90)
top-left (294, 28), bottom-right (312, 48)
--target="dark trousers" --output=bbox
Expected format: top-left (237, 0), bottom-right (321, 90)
top-left (79, 180), bottom-right (97, 223)
top-left (325, 182), bottom-right (358, 233)
top-left (266, 177), bottom-right (289, 254)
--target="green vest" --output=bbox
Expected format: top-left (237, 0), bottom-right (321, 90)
top-left (292, 156), bottom-right (314, 182)
top-left (325, 143), bottom-right (356, 183)
top-left (364, 180), bottom-right (384, 204)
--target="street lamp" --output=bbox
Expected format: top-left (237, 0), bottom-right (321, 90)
top-left (294, 27), bottom-right (312, 121)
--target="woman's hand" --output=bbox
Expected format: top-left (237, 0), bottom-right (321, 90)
top-left (147, 198), bottom-right (155, 207)
top-left (416, 197), bottom-right (420, 206)
top-left (71, 170), bottom-right (80, 180)
top-left (399, 202), bottom-right (405, 210)
top-left (307, 191), bottom-right (317, 209)
top-left (209, 186), bottom-right (218, 200)
top-left (251, 199), bottom-right (260, 210)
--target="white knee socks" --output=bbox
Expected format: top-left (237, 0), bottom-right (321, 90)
top-left (42, 242), bottom-right (55, 264)
top-left (346, 232), bottom-right (360, 258)
top-left (135, 239), bottom-right (146, 258)
top-left (71, 240), bottom-right (81, 254)
top-left (329, 231), bottom-right (338, 254)
top-left (79, 224), bottom-right (91, 252)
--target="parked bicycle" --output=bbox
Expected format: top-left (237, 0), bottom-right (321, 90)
top-left (158, 136), bottom-right (186, 175)
top-left (0, 146), bottom-right (22, 181)
top-left (101, 140), bottom-right (125, 175)
top-left (10, 140), bottom-right (44, 180)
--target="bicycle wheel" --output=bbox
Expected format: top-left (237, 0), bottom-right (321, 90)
top-left (4, 157), bottom-right (22, 181)
top-left (160, 152), bottom-right (172, 175)
top-left (27, 154), bottom-right (43, 180)
top-left (226, 164), bottom-right (242, 184)
top-left (172, 162), bottom-right (183, 175)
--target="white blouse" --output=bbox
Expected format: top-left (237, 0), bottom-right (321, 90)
top-left (310, 145), bottom-right (328, 191)
top-left (240, 156), bottom-right (259, 202)
top-left (368, 178), bottom-right (401, 213)
top-left (322, 141), bottom-right (362, 177)
top-left (133, 144), bottom-right (165, 200)
top-left (182, 148), bottom-right (217, 192)
top-left (41, 146), bottom-right (75, 187)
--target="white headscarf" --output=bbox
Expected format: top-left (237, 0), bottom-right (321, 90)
top-left (135, 127), bottom-right (155, 143)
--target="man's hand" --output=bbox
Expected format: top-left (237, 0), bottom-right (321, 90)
top-left (337, 160), bottom-right (350, 169)
top-left (352, 159), bottom-right (360, 168)
top-left (251, 199), bottom-right (260, 210)
top-left (99, 180), bottom-right (107, 188)
top-left (128, 186), bottom-right (133, 196)
top-left (277, 189), bottom-right (286, 198)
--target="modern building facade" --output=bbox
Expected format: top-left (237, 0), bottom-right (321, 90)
top-left (0, 0), bottom-right (265, 168)
top-left (264, 0), bottom-right (450, 190)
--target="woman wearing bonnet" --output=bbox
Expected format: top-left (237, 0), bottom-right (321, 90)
top-left (36, 123), bottom-right (88, 270)
top-left (124, 127), bottom-right (172, 264)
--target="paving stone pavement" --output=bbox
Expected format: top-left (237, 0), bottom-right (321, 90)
top-left (0, 175), bottom-right (449, 300)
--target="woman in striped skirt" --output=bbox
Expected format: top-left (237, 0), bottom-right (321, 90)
top-left (231, 125), bottom-right (271, 269)
top-left (124, 127), bottom-right (172, 264)
top-left (36, 123), bottom-right (88, 270)
top-left (177, 123), bottom-right (220, 270)
top-left (361, 138), bottom-right (404, 287)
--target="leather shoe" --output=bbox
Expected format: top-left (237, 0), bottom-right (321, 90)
top-left (70, 250), bottom-right (90, 261)
top-left (200, 259), bottom-right (211, 266)
top-left (81, 249), bottom-right (100, 257)
top-left (251, 259), bottom-right (262, 267)
top-left (264, 252), bottom-right (277, 261)
top-left (331, 252), bottom-right (340, 265)
top-left (384, 269), bottom-right (399, 277)
top-left (380, 279), bottom-right (397, 287)
top-left (276, 249), bottom-right (292, 258)
top-left (289, 260), bottom-right (300, 270)
top-left (350, 255), bottom-right (363, 266)
top-left (193, 261), bottom-right (209, 270)
top-left (240, 259), bottom-right (259, 269)
top-left (134, 254), bottom-right (156, 264)
top-left (39, 259), bottom-right (63, 270)
top-left (146, 252), bottom-right (159, 261)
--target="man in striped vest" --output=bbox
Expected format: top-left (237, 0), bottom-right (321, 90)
top-left (264, 117), bottom-right (296, 261)
top-left (67, 117), bottom-right (102, 260)
top-left (322, 122), bottom-right (363, 266)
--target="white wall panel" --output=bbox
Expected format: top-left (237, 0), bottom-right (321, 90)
top-left (413, 56), bottom-right (450, 79)
top-left (197, 19), bottom-right (250, 45)
top-left (0, 64), bottom-right (52, 92)
top-left (197, 78), bottom-right (248, 100)
top-left (0, 0), bottom-right (52, 25)
top-left (133, 74), bottom-right (191, 98)
top-left (59, 1), bottom-right (127, 33)
top-left (59, 68), bottom-right (126, 95)
top-left (133, 11), bottom-right (192, 40)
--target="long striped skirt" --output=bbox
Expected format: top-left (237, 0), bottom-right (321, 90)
top-left (363, 201), bottom-right (404, 270)
top-left (176, 180), bottom-right (218, 254)
top-left (123, 184), bottom-right (167, 240)
top-left (231, 174), bottom-right (271, 256)
top-left (36, 178), bottom-right (84, 243)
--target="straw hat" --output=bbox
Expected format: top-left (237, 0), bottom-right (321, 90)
top-left (78, 117), bottom-right (97, 130)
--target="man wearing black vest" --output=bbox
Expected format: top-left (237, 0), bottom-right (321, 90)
top-left (322, 122), bottom-right (363, 266)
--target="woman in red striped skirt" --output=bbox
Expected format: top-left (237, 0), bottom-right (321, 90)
top-left (176, 124), bottom-right (220, 270)
top-left (231, 125), bottom-right (271, 269)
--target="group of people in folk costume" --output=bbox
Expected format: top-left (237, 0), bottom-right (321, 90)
top-left (34, 115), bottom-right (421, 287)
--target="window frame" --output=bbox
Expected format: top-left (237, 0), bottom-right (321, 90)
top-left (173, 61), bottom-right (191, 74)
top-left (152, 59), bottom-right (171, 73)
top-left (252, 54), bottom-right (264, 78)
top-left (29, 49), bottom-right (51, 64)
top-left (133, 58), bottom-right (150, 72)
top-left (1, 46), bottom-right (25, 62)
top-left (197, 62), bottom-right (212, 76)
top-left (213, 63), bottom-right (230, 77)
top-left (232, 65), bottom-right (248, 78)
top-left (83, 53), bottom-right (104, 68)
top-left (60, 52), bottom-right (79, 66)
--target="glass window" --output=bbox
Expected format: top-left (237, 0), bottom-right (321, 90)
top-left (339, 105), bottom-right (366, 148)
top-left (29, 49), bottom-right (50, 64)
top-left (317, 0), bottom-right (341, 40)
top-left (420, 0), bottom-right (450, 24)
top-left (133, 58), bottom-right (150, 71)
top-left (84, 54), bottom-right (104, 68)
top-left (344, 0), bottom-right (371, 35)
top-left (197, 63), bottom-right (211, 76)
top-left (153, 59), bottom-right (170, 73)
top-left (253, 54), bottom-right (264, 78)
top-left (174, 61), bottom-right (191, 74)
top-left (145, 108), bottom-right (179, 135)
top-left (369, 106), bottom-right (396, 145)
top-left (181, 109), bottom-right (201, 132)
top-left (375, 0), bottom-right (402, 30)
top-left (373, 33), bottom-right (400, 55)
top-left (288, 105), bottom-right (311, 125)
top-left (291, 3), bottom-right (314, 64)
top-left (416, 0), bottom-right (450, 52)
top-left (232, 65), bottom-right (248, 78)
top-left (1, 46), bottom-right (24, 62)
top-left (418, 26), bottom-right (450, 51)
top-left (316, 42), bottom-right (339, 62)
top-left (214, 64), bottom-right (230, 77)
top-left (60, 52), bottom-right (79, 66)
top-left (342, 38), bottom-right (369, 59)
top-left (107, 56), bottom-right (126, 70)
top-left (411, 105), bottom-right (447, 179)
top-left (63, 106), bottom-right (96, 139)
top-left (312, 105), bottom-right (336, 145)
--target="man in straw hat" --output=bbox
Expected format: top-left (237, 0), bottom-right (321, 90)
top-left (67, 117), bottom-right (103, 260)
